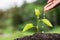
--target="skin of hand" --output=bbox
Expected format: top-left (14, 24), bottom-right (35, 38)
top-left (44, 0), bottom-right (60, 11)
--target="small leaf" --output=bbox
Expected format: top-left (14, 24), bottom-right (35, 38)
top-left (35, 8), bottom-right (41, 17)
top-left (22, 23), bottom-right (34, 32)
top-left (41, 19), bottom-right (53, 27)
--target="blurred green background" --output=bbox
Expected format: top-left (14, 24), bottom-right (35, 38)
top-left (0, 0), bottom-right (60, 40)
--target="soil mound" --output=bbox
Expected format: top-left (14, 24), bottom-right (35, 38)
top-left (15, 33), bottom-right (60, 40)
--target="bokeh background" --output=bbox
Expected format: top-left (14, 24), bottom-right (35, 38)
top-left (0, 0), bottom-right (60, 40)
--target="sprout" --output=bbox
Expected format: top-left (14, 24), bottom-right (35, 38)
top-left (22, 8), bottom-right (53, 33)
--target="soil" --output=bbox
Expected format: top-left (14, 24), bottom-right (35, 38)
top-left (15, 33), bottom-right (60, 40)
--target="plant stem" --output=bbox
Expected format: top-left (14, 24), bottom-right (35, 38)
top-left (36, 26), bottom-right (39, 33)
top-left (36, 16), bottom-right (39, 33)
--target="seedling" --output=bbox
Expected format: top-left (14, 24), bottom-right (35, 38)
top-left (22, 8), bottom-right (53, 33)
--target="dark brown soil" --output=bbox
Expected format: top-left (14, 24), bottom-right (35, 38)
top-left (15, 33), bottom-right (60, 40)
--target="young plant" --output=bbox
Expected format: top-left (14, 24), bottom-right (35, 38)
top-left (22, 8), bottom-right (53, 33)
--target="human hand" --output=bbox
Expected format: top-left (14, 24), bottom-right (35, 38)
top-left (44, 0), bottom-right (60, 11)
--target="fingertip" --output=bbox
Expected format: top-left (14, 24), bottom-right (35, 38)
top-left (44, 7), bottom-right (47, 12)
top-left (44, 7), bottom-right (50, 12)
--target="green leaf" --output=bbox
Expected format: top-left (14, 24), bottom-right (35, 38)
top-left (22, 23), bottom-right (34, 32)
top-left (35, 8), bottom-right (41, 17)
top-left (41, 19), bottom-right (53, 27)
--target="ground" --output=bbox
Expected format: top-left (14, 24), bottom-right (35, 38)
top-left (0, 26), bottom-right (60, 40)
top-left (15, 33), bottom-right (60, 40)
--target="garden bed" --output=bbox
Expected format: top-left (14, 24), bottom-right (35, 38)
top-left (15, 33), bottom-right (60, 40)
